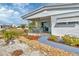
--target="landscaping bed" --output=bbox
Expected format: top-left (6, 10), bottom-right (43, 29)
top-left (48, 35), bottom-right (79, 48)
top-left (0, 39), bottom-right (45, 56)
top-left (0, 35), bottom-right (77, 56)
top-left (23, 35), bottom-right (39, 40)
top-left (0, 28), bottom-right (77, 56)
top-left (18, 36), bottom-right (77, 56)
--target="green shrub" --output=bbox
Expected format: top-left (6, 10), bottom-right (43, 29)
top-left (1, 28), bottom-right (25, 44)
top-left (3, 30), bottom-right (18, 43)
top-left (50, 35), bottom-right (57, 42)
top-left (62, 35), bottom-right (79, 46)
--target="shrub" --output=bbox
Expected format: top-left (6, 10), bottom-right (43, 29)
top-left (1, 28), bottom-right (26, 44)
top-left (3, 30), bottom-right (18, 44)
top-left (7, 28), bottom-right (27, 36)
top-left (20, 24), bottom-right (26, 29)
top-left (48, 35), bottom-right (57, 42)
top-left (62, 35), bottom-right (79, 46)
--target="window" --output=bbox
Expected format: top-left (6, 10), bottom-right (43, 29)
top-left (54, 22), bottom-right (78, 27)
top-left (68, 22), bottom-right (79, 24)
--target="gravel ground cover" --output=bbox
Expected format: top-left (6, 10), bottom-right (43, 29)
top-left (18, 36), bottom-right (77, 56)
top-left (0, 36), bottom-right (77, 56)
top-left (0, 39), bottom-right (45, 56)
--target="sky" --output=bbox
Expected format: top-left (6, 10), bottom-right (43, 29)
top-left (0, 3), bottom-right (44, 26)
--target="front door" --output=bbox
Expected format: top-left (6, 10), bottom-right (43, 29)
top-left (41, 22), bottom-right (50, 33)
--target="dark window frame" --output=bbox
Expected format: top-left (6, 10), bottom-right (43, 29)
top-left (54, 21), bottom-right (79, 27)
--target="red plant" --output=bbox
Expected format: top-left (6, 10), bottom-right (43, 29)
top-left (27, 35), bottom-right (39, 40)
top-left (48, 37), bottom-right (51, 41)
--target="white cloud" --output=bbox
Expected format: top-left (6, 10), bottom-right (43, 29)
top-left (12, 3), bottom-right (29, 14)
top-left (0, 3), bottom-right (39, 25)
top-left (0, 7), bottom-right (21, 24)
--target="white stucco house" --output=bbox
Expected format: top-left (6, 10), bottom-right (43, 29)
top-left (21, 3), bottom-right (79, 36)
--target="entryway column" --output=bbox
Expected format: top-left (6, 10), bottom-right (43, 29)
top-left (51, 16), bottom-right (57, 35)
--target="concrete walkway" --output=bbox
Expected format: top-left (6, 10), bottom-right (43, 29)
top-left (38, 35), bottom-right (79, 55)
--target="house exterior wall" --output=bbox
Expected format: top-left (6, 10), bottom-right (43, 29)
top-left (51, 12), bottom-right (79, 37)
top-left (52, 26), bottom-right (79, 37)
top-left (57, 17), bottom-right (79, 22)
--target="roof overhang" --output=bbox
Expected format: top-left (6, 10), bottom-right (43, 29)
top-left (21, 3), bottom-right (79, 20)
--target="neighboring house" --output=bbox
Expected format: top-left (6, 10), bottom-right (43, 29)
top-left (21, 3), bottom-right (79, 36)
top-left (0, 24), bottom-right (15, 29)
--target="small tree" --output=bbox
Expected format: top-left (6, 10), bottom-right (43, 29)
top-left (28, 21), bottom-right (36, 32)
top-left (20, 24), bottom-right (26, 29)
top-left (19, 24), bottom-right (28, 35)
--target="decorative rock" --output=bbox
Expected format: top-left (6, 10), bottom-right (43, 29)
top-left (0, 39), bottom-right (6, 46)
top-left (30, 51), bottom-right (45, 56)
top-left (0, 50), bottom-right (10, 56)
top-left (11, 49), bottom-right (23, 56)
top-left (8, 40), bottom-right (15, 45)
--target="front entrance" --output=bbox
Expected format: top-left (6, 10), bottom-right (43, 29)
top-left (29, 16), bottom-right (51, 33)
top-left (41, 21), bottom-right (51, 33)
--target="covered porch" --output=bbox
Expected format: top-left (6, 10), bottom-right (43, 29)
top-left (28, 16), bottom-right (51, 34)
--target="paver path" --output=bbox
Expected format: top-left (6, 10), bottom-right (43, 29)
top-left (38, 35), bottom-right (79, 55)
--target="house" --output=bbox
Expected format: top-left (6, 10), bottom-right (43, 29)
top-left (21, 3), bottom-right (79, 36)
top-left (0, 24), bottom-right (16, 30)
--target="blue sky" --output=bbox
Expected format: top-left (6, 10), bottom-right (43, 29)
top-left (0, 3), bottom-right (44, 26)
